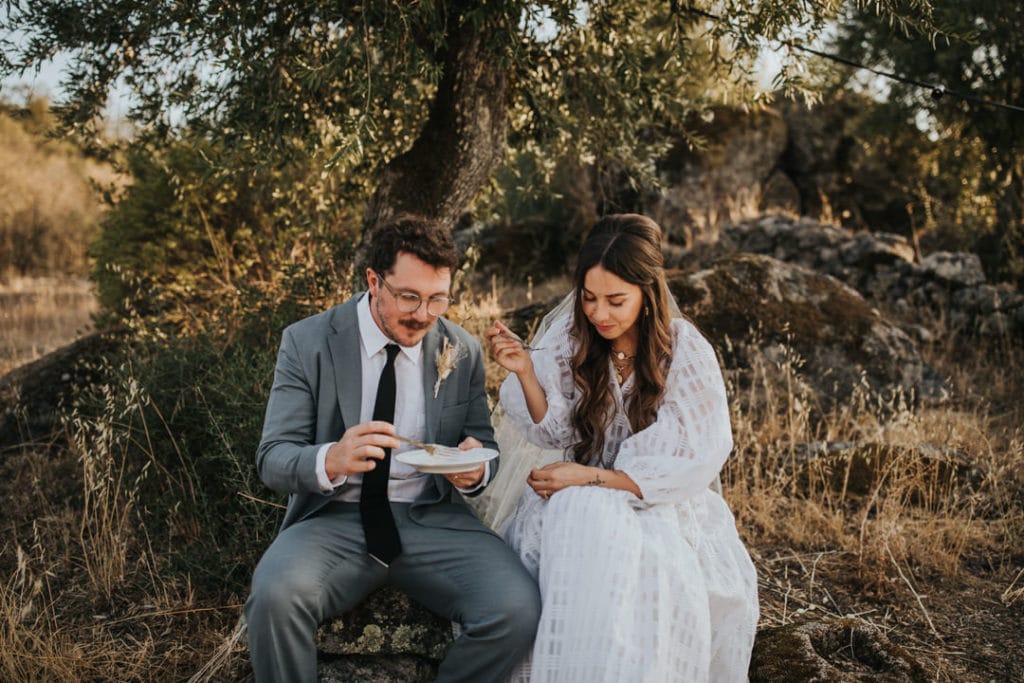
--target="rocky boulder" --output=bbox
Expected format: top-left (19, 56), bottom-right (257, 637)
top-left (667, 253), bottom-right (946, 408)
top-left (315, 587), bottom-right (451, 681)
top-left (718, 215), bottom-right (1024, 337)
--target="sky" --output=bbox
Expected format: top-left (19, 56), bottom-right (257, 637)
top-left (2, 51), bottom-right (133, 123)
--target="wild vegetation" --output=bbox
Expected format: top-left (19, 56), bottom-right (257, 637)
top-left (0, 102), bottom-right (107, 373)
top-left (1, 267), bottom-right (1021, 680)
top-left (0, 99), bottom-right (114, 278)
top-left (1, 0), bottom-right (1022, 680)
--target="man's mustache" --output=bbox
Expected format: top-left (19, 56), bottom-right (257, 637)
top-left (400, 318), bottom-right (431, 331)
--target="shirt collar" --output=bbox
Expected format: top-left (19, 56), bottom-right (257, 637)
top-left (357, 292), bottom-right (423, 364)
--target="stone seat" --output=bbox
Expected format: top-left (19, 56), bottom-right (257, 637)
top-left (315, 586), bottom-right (453, 682)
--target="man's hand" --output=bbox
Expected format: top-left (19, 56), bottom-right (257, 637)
top-left (443, 436), bottom-right (486, 489)
top-left (325, 421), bottom-right (400, 480)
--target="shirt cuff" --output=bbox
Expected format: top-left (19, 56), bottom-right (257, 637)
top-left (315, 442), bottom-right (347, 492)
top-left (454, 460), bottom-right (491, 494)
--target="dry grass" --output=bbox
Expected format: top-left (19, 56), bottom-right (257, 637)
top-left (0, 542), bottom-right (154, 683)
top-left (0, 276), bottom-right (98, 376)
top-left (1, 274), bottom-right (1021, 681)
top-left (720, 323), bottom-right (1023, 680)
top-left (1, 373), bottom-right (237, 682)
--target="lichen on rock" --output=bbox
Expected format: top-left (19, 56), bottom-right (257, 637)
top-left (316, 586), bottom-right (452, 661)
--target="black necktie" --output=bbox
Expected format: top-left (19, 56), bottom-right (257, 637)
top-left (360, 343), bottom-right (403, 565)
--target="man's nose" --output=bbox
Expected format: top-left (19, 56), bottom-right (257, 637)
top-left (413, 303), bottom-right (433, 321)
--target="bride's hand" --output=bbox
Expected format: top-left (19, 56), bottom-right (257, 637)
top-left (485, 320), bottom-right (533, 376)
top-left (528, 462), bottom-right (596, 498)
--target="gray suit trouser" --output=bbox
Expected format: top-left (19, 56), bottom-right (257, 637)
top-left (245, 502), bottom-right (541, 682)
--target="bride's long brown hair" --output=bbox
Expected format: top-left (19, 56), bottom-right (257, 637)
top-left (570, 214), bottom-right (674, 465)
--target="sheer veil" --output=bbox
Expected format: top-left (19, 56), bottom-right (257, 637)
top-left (471, 288), bottom-right (708, 533)
top-left (471, 294), bottom-right (574, 531)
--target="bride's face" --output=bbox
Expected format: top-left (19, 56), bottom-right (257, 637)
top-left (581, 265), bottom-right (643, 343)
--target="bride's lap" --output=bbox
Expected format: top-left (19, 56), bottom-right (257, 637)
top-left (545, 484), bottom-right (638, 523)
top-left (506, 487), bottom-right (719, 682)
top-left (504, 486), bottom-right (641, 576)
top-left (507, 485), bottom-right (703, 569)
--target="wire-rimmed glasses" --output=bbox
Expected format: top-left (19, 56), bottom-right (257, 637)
top-left (376, 271), bottom-right (452, 317)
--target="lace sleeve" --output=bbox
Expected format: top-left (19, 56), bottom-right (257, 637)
top-left (498, 315), bottom-right (577, 450)
top-left (614, 319), bottom-right (734, 506)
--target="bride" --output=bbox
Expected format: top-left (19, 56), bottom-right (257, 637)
top-left (483, 214), bottom-right (758, 682)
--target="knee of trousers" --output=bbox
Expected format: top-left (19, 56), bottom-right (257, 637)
top-left (478, 578), bottom-right (542, 648)
top-left (246, 566), bottom-right (323, 623)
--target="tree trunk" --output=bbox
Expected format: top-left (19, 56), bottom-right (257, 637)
top-left (363, 11), bottom-right (510, 233)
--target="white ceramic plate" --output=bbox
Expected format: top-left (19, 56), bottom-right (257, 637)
top-left (394, 447), bottom-right (499, 474)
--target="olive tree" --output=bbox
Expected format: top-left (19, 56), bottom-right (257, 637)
top-left (5, 1), bottom-right (937, 225)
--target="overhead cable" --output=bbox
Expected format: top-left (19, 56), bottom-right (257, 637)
top-left (680, 5), bottom-right (1024, 115)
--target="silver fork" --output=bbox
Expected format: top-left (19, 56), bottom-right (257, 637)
top-left (498, 331), bottom-right (545, 352)
top-left (394, 434), bottom-right (463, 457)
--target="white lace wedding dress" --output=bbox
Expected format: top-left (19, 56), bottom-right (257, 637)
top-left (495, 315), bottom-right (759, 683)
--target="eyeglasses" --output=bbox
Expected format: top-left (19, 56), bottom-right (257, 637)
top-left (375, 271), bottom-right (452, 317)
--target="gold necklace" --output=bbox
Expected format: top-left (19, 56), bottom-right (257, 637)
top-left (610, 349), bottom-right (636, 383)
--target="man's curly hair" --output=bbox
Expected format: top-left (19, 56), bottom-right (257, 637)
top-left (364, 214), bottom-right (459, 275)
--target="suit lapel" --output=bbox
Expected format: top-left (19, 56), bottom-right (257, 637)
top-left (422, 322), bottom-right (443, 443)
top-left (327, 296), bottom-right (363, 430)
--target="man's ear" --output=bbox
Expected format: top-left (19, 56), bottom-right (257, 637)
top-left (366, 268), bottom-right (377, 293)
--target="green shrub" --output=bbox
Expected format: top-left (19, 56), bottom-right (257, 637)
top-left (91, 136), bottom-right (361, 328)
top-left (68, 267), bottom-right (352, 598)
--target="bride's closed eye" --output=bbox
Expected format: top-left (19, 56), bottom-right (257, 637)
top-left (582, 295), bottom-right (625, 307)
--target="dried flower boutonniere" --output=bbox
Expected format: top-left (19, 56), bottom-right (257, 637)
top-left (434, 337), bottom-right (466, 398)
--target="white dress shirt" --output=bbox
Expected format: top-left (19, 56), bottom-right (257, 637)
top-left (314, 293), bottom-right (488, 500)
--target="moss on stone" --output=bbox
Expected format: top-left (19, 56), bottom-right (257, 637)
top-left (355, 625), bottom-right (384, 653)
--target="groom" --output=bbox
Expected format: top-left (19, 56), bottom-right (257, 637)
top-left (245, 214), bottom-right (540, 682)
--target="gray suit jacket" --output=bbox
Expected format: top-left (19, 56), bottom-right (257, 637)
top-left (256, 293), bottom-right (498, 533)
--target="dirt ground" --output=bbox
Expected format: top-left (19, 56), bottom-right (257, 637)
top-left (753, 543), bottom-right (1024, 681)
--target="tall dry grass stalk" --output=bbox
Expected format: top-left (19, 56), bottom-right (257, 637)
top-left (0, 276), bottom-right (98, 376)
top-left (63, 365), bottom-right (201, 605)
top-left (0, 542), bottom-right (152, 682)
top-left (67, 401), bottom-right (144, 604)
